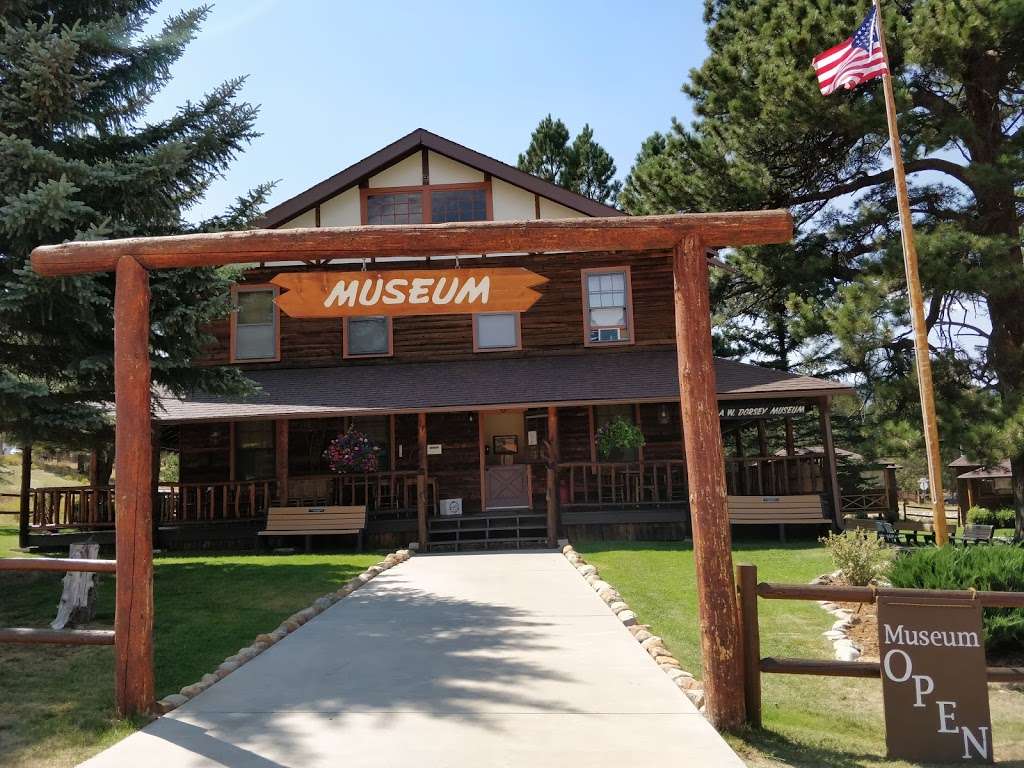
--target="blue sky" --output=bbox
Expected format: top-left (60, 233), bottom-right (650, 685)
top-left (145, 0), bottom-right (708, 222)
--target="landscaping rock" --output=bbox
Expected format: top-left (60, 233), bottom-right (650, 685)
top-left (835, 646), bottom-right (861, 662)
top-left (562, 544), bottom-right (574, 554)
top-left (608, 601), bottom-right (629, 613)
top-left (313, 597), bottom-right (334, 611)
top-left (686, 690), bottom-right (706, 709)
top-left (255, 633), bottom-right (275, 645)
top-left (617, 610), bottom-right (637, 626)
top-left (577, 564), bottom-right (597, 578)
top-left (640, 635), bottom-right (664, 651)
top-left (157, 694), bottom-right (189, 713)
top-left (180, 682), bottom-right (207, 698)
top-left (656, 656), bottom-right (681, 668)
top-left (631, 628), bottom-right (653, 643)
top-left (216, 661), bottom-right (240, 677)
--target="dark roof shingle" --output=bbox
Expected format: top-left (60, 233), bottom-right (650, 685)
top-left (156, 349), bottom-right (851, 423)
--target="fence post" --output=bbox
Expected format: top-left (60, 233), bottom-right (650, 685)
top-left (736, 563), bottom-right (762, 727)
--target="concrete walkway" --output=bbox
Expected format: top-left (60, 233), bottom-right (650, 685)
top-left (81, 551), bottom-right (744, 767)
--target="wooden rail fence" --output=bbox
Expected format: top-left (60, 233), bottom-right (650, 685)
top-left (0, 557), bottom-right (116, 645)
top-left (735, 563), bottom-right (1024, 727)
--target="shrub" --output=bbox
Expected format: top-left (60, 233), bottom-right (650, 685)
top-left (889, 546), bottom-right (1024, 656)
top-left (994, 508), bottom-right (1017, 528)
top-left (966, 506), bottom-right (995, 526)
top-left (820, 530), bottom-right (895, 586)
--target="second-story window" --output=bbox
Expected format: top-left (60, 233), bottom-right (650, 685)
top-left (474, 312), bottom-right (520, 351)
top-left (363, 183), bottom-right (491, 225)
top-left (582, 267), bottom-right (633, 345)
top-left (345, 316), bottom-right (392, 358)
top-left (232, 286), bottom-right (279, 361)
top-left (366, 192), bottom-right (423, 225)
top-left (431, 188), bottom-right (487, 223)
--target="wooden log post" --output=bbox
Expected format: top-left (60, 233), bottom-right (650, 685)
top-left (818, 397), bottom-right (843, 527)
top-left (672, 236), bottom-right (745, 730)
top-left (546, 406), bottom-right (559, 546)
top-left (735, 563), bottom-right (762, 727)
top-left (275, 420), bottom-right (289, 505)
top-left (113, 255), bottom-right (155, 717)
top-left (18, 443), bottom-right (32, 549)
top-left (784, 417), bottom-right (796, 456)
top-left (417, 413), bottom-right (429, 550)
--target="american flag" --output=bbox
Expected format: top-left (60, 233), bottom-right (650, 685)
top-left (812, 5), bottom-right (888, 96)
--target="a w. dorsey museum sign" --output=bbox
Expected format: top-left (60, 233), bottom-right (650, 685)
top-left (272, 268), bottom-right (547, 318)
top-left (877, 596), bottom-right (993, 764)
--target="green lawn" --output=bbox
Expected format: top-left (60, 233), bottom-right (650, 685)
top-left (580, 540), bottom-right (1024, 768)
top-left (0, 526), bottom-right (379, 768)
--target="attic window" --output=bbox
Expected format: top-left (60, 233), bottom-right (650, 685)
top-left (431, 188), bottom-right (487, 223)
top-left (366, 192), bottom-right (423, 225)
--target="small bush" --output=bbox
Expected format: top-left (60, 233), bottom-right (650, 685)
top-left (966, 506), bottom-right (995, 525)
top-left (994, 508), bottom-right (1017, 528)
top-left (889, 546), bottom-right (1024, 656)
top-left (820, 530), bottom-right (895, 586)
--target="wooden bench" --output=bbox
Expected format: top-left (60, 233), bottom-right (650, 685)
top-left (728, 495), bottom-right (829, 541)
top-left (258, 506), bottom-right (366, 552)
top-left (954, 523), bottom-right (995, 545)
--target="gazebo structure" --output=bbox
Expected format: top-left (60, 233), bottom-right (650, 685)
top-left (12, 210), bottom-right (793, 728)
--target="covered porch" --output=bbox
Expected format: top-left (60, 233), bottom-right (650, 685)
top-left (26, 349), bottom-right (850, 551)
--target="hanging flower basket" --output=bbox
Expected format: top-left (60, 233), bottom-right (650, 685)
top-left (595, 417), bottom-right (646, 460)
top-left (325, 427), bottom-right (380, 473)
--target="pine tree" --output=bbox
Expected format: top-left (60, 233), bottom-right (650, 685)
top-left (624, 0), bottom-right (1024, 535)
top-left (518, 116), bottom-right (622, 205)
top-left (0, 1), bottom-right (270, 455)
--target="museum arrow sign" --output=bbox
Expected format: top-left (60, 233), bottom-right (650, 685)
top-left (271, 268), bottom-right (548, 318)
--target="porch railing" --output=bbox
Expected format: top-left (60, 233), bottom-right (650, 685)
top-left (285, 471), bottom-right (436, 519)
top-left (161, 480), bottom-right (276, 524)
top-left (559, 461), bottom-right (688, 507)
top-left (724, 455), bottom-right (824, 496)
top-left (31, 486), bottom-right (115, 529)
top-left (839, 489), bottom-right (890, 516)
top-left (559, 455), bottom-right (825, 508)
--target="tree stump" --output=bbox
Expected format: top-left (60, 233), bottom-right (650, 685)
top-left (51, 542), bottom-right (99, 629)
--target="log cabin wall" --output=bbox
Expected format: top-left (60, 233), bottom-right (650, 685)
top-left (638, 402), bottom-right (684, 460)
top-left (197, 250), bottom-right (676, 368)
top-left (557, 407), bottom-right (593, 463)
top-left (426, 412), bottom-right (481, 512)
top-left (179, 422), bottom-right (230, 483)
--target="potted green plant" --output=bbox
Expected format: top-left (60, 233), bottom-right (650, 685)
top-left (595, 417), bottom-right (646, 460)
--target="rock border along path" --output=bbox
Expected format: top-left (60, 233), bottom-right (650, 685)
top-left (561, 543), bottom-right (707, 711)
top-left (155, 548), bottom-right (413, 714)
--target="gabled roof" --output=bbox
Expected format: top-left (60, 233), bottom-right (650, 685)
top-left (155, 349), bottom-right (852, 423)
top-left (256, 128), bottom-right (624, 229)
top-left (958, 459), bottom-right (1011, 480)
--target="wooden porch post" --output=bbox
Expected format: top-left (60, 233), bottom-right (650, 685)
top-left (417, 413), bottom-right (428, 550)
top-left (18, 443), bottom-right (32, 549)
top-left (672, 236), bottom-right (745, 730)
top-left (818, 397), bottom-right (843, 527)
top-left (113, 255), bottom-right (155, 717)
top-left (546, 406), bottom-right (559, 546)
top-left (275, 420), bottom-right (289, 504)
top-left (784, 417), bottom-right (796, 456)
top-left (756, 420), bottom-right (769, 457)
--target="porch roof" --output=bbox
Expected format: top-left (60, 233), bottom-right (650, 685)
top-left (155, 349), bottom-right (852, 423)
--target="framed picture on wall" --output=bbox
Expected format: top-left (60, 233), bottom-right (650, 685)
top-left (493, 435), bottom-right (519, 455)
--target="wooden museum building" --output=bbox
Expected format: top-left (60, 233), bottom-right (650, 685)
top-left (28, 130), bottom-right (852, 551)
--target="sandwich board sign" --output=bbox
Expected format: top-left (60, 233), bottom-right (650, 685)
top-left (877, 596), bottom-right (993, 763)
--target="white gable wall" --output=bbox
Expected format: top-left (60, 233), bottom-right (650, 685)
top-left (278, 208), bottom-right (316, 229)
top-left (428, 151), bottom-right (484, 184)
top-left (491, 178), bottom-right (537, 221)
top-left (368, 153), bottom-right (421, 187)
top-left (539, 197), bottom-right (584, 219)
top-left (319, 187), bottom-right (360, 227)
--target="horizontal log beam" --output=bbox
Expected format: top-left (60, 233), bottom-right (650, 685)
top-left (761, 657), bottom-right (1024, 683)
top-left (756, 582), bottom-right (1024, 608)
top-left (0, 627), bottom-right (116, 645)
top-left (31, 211), bottom-right (793, 277)
top-left (0, 557), bottom-right (117, 574)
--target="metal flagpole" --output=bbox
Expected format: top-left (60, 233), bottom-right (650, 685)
top-left (873, 0), bottom-right (949, 545)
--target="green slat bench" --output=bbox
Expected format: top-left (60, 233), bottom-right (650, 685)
top-left (258, 505), bottom-right (366, 552)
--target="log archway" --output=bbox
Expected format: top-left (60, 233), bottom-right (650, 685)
top-left (31, 210), bottom-right (793, 728)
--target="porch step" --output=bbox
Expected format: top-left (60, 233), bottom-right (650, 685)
top-left (427, 512), bottom-right (548, 551)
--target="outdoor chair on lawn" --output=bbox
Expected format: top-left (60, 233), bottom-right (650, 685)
top-left (875, 521), bottom-right (915, 553)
